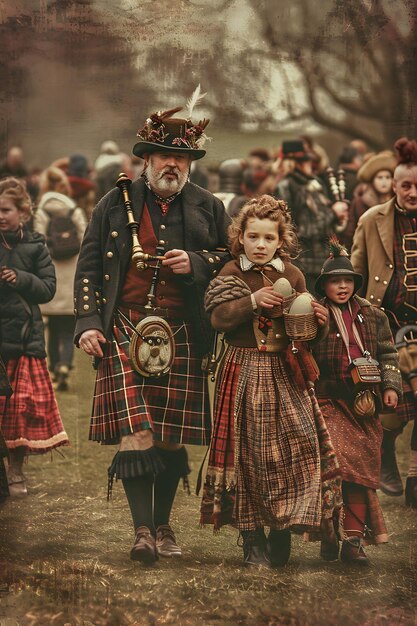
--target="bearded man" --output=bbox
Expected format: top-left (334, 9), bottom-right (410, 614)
top-left (74, 105), bottom-right (231, 563)
top-left (351, 137), bottom-right (417, 509)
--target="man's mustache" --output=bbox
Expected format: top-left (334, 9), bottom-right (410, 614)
top-left (160, 168), bottom-right (180, 179)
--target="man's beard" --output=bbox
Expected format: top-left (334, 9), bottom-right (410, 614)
top-left (145, 160), bottom-right (189, 196)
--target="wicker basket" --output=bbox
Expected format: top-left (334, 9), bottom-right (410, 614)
top-left (282, 291), bottom-right (297, 313)
top-left (283, 310), bottom-right (318, 341)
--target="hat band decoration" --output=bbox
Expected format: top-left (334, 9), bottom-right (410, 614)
top-left (135, 85), bottom-right (211, 156)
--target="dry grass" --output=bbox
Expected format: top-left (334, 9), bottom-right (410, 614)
top-left (0, 351), bottom-right (416, 626)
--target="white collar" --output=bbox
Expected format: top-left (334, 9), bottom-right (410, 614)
top-left (239, 254), bottom-right (284, 273)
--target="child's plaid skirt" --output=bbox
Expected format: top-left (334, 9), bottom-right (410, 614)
top-left (0, 356), bottom-right (69, 454)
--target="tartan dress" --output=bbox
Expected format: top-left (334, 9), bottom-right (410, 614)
top-left (200, 259), bottom-right (342, 534)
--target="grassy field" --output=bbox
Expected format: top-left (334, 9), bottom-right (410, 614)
top-left (0, 350), bottom-right (416, 626)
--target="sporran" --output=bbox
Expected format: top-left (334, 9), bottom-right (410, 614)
top-left (129, 316), bottom-right (175, 378)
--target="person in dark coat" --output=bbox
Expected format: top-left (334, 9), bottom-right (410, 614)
top-left (0, 178), bottom-right (69, 497)
top-left (74, 100), bottom-right (231, 564)
top-left (275, 140), bottom-right (348, 294)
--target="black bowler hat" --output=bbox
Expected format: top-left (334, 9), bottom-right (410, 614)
top-left (281, 140), bottom-right (313, 162)
top-left (315, 238), bottom-right (363, 297)
top-left (133, 107), bottom-right (209, 161)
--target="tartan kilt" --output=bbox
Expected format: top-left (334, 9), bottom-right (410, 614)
top-left (89, 308), bottom-right (211, 446)
top-left (0, 356), bottom-right (69, 454)
top-left (200, 346), bottom-right (342, 532)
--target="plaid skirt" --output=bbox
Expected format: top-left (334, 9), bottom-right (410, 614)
top-left (200, 346), bottom-right (342, 533)
top-left (90, 309), bottom-right (211, 446)
top-left (0, 356), bottom-right (69, 454)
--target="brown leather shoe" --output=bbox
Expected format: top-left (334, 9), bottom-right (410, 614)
top-left (340, 536), bottom-right (369, 565)
top-left (7, 467), bottom-right (28, 498)
top-left (156, 524), bottom-right (182, 557)
top-left (130, 526), bottom-right (158, 564)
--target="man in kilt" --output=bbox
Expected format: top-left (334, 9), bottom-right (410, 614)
top-left (74, 103), bottom-right (231, 563)
top-left (351, 137), bottom-right (417, 508)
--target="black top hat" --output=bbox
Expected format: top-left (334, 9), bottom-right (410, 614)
top-left (133, 107), bottom-right (209, 160)
top-left (315, 238), bottom-right (363, 297)
top-left (281, 140), bottom-right (313, 162)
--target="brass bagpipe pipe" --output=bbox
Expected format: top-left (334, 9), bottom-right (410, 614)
top-left (116, 173), bottom-right (166, 271)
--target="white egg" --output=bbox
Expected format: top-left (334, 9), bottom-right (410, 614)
top-left (272, 277), bottom-right (293, 297)
top-left (288, 293), bottom-right (314, 314)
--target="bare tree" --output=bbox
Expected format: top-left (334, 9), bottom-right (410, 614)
top-left (244, 0), bottom-right (417, 149)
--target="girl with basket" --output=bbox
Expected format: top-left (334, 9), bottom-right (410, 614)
top-left (200, 194), bottom-right (342, 568)
top-left (313, 238), bottom-right (402, 564)
top-left (0, 178), bottom-right (69, 496)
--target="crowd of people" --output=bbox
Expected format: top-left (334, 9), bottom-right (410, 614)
top-left (0, 103), bottom-right (416, 570)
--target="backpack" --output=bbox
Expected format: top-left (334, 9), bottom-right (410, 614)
top-left (45, 209), bottom-right (80, 260)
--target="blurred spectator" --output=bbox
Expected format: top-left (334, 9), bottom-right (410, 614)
top-left (300, 135), bottom-right (330, 177)
top-left (275, 139), bottom-right (348, 293)
top-left (342, 150), bottom-right (396, 250)
top-left (190, 161), bottom-right (209, 189)
top-left (130, 155), bottom-right (145, 181)
top-left (26, 167), bottom-right (42, 204)
top-left (337, 146), bottom-right (363, 201)
top-left (67, 154), bottom-right (96, 220)
top-left (0, 355), bottom-right (12, 505)
top-left (206, 163), bottom-right (220, 194)
top-left (34, 190), bottom-right (87, 391)
top-left (349, 139), bottom-right (369, 162)
top-left (247, 147), bottom-right (276, 195)
top-left (228, 167), bottom-right (266, 218)
top-left (38, 166), bottom-right (72, 199)
top-left (94, 140), bottom-right (124, 201)
top-left (214, 158), bottom-right (243, 213)
top-left (0, 146), bottom-right (28, 180)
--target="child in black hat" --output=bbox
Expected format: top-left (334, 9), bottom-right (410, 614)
top-left (313, 237), bottom-right (402, 564)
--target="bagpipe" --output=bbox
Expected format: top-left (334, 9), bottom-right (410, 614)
top-left (325, 166), bottom-right (349, 232)
top-left (116, 173), bottom-right (175, 378)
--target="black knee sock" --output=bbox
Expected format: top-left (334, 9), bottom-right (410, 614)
top-left (122, 474), bottom-right (155, 534)
top-left (153, 447), bottom-right (189, 528)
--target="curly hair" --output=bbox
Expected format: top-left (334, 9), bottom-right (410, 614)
top-left (0, 177), bottom-right (32, 222)
top-left (394, 137), bottom-right (417, 165)
top-left (228, 194), bottom-right (299, 259)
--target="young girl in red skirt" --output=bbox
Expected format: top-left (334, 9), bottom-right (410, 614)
top-left (0, 177), bottom-right (69, 496)
top-left (200, 194), bottom-right (342, 568)
top-left (313, 239), bottom-right (402, 564)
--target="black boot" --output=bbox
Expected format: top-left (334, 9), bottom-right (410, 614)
top-left (241, 528), bottom-right (271, 568)
top-left (380, 430), bottom-right (403, 496)
top-left (405, 477), bottom-right (417, 508)
top-left (320, 537), bottom-right (340, 561)
top-left (267, 529), bottom-right (291, 567)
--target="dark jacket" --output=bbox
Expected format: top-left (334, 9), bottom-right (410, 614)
top-left (275, 169), bottom-right (337, 277)
top-left (73, 178), bottom-right (231, 355)
top-left (0, 229), bottom-right (56, 359)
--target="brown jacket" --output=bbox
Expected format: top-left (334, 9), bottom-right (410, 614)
top-left (208, 258), bottom-right (306, 349)
top-left (350, 197), bottom-right (395, 307)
